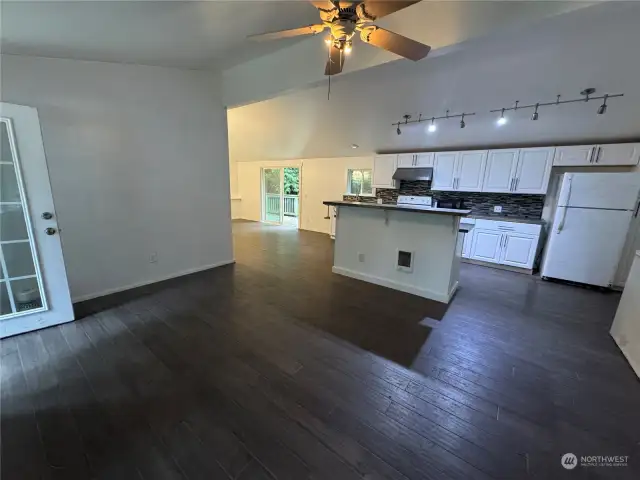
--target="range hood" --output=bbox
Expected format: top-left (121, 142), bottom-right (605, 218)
top-left (392, 167), bottom-right (433, 181)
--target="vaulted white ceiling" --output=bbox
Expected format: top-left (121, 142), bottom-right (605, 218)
top-left (0, 1), bottom-right (320, 69)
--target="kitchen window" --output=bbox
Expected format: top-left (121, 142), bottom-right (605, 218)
top-left (347, 169), bottom-right (373, 196)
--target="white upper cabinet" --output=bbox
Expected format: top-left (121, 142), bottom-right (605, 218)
top-left (483, 150), bottom-right (519, 192)
top-left (415, 152), bottom-right (434, 167)
top-left (396, 154), bottom-right (415, 168)
top-left (553, 145), bottom-right (596, 166)
top-left (372, 154), bottom-right (398, 189)
top-left (552, 144), bottom-right (640, 167)
top-left (456, 151), bottom-right (488, 192)
top-left (595, 143), bottom-right (640, 166)
top-left (432, 151), bottom-right (486, 192)
top-left (513, 147), bottom-right (554, 194)
top-left (481, 147), bottom-right (553, 194)
top-left (432, 152), bottom-right (458, 191)
top-left (396, 152), bottom-right (435, 168)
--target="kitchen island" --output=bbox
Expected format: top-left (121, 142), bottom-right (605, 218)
top-left (323, 200), bottom-right (472, 303)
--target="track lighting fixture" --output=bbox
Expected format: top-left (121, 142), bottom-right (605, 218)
top-left (393, 110), bottom-right (475, 133)
top-left (531, 103), bottom-right (539, 121)
top-left (497, 108), bottom-right (507, 126)
top-left (597, 94), bottom-right (608, 115)
top-left (490, 88), bottom-right (623, 124)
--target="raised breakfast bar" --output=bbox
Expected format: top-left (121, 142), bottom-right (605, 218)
top-left (323, 200), bottom-right (472, 304)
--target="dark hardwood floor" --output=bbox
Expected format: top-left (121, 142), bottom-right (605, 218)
top-left (2, 220), bottom-right (639, 480)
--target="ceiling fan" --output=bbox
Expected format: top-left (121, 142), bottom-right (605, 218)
top-left (248, 1), bottom-right (430, 76)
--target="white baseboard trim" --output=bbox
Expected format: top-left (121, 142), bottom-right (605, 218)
top-left (332, 266), bottom-right (451, 303)
top-left (72, 259), bottom-right (235, 303)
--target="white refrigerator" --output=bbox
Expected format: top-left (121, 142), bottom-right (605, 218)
top-left (541, 173), bottom-right (640, 287)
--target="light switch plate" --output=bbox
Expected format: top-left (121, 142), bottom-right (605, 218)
top-left (493, 206), bottom-right (502, 213)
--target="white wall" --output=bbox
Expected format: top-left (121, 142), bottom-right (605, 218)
top-left (235, 156), bottom-right (372, 234)
top-left (1, 55), bottom-right (233, 301)
top-left (227, 2), bottom-right (640, 161)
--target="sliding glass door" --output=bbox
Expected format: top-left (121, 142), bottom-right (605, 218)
top-left (261, 167), bottom-right (300, 227)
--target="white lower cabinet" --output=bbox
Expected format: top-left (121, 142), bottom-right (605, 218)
top-left (470, 230), bottom-right (503, 263)
top-left (467, 220), bottom-right (542, 270)
top-left (500, 232), bottom-right (538, 267)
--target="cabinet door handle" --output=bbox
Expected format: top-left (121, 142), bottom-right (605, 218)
top-left (595, 146), bottom-right (602, 163)
top-left (515, 178), bottom-right (520, 191)
top-left (509, 178), bottom-right (514, 191)
top-left (588, 147), bottom-right (595, 163)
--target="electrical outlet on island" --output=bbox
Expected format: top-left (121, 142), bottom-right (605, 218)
top-left (493, 206), bottom-right (502, 213)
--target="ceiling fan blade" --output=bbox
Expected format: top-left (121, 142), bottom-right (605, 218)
top-left (324, 44), bottom-right (345, 76)
top-left (309, 0), bottom-right (336, 9)
top-left (360, 1), bottom-right (421, 20)
top-left (362, 27), bottom-right (430, 61)
top-left (248, 24), bottom-right (325, 42)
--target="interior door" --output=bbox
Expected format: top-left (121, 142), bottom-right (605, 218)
top-left (500, 233), bottom-right (537, 268)
top-left (432, 152), bottom-right (457, 191)
top-left (470, 230), bottom-right (503, 263)
top-left (0, 103), bottom-right (73, 338)
top-left (455, 151), bottom-right (487, 192)
top-left (513, 148), bottom-right (553, 194)
top-left (483, 149), bottom-right (518, 192)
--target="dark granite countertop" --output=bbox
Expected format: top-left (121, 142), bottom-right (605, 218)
top-left (323, 200), bottom-right (471, 216)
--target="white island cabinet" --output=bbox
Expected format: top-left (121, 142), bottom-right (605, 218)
top-left (323, 201), bottom-right (471, 303)
top-left (610, 251), bottom-right (640, 378)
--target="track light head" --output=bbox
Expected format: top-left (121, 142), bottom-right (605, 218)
top-left (460, 115), bottom-right (466, 129)
top-left (597, 95), bottom-right (608, 115)
top-left (497, 108), bottom-right (507, 126)
top-left (427, 118), bottom-right (436, 133)
top-left (396, 126), bottom-right (401, 135)
top-left (531, 103), bottom-right (539, 121)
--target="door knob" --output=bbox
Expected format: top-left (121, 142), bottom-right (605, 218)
top-left (41, 212), bottom-right (54, 220)
top-left (45, 227), bottom-right (57, 235)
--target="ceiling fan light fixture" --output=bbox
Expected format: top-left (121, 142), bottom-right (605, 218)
top-left (324, 36), bottom-right (332, 46)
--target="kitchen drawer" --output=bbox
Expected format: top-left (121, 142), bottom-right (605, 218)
top-left (475, 219), bottom-right (541, 236)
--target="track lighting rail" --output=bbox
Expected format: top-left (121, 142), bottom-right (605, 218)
top-left (490, 91), bottom-right (623, 115)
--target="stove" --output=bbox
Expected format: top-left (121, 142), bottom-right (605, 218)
top-left (397, 195), bottom-right (433, 208)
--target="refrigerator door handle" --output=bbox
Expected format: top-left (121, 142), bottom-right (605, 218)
top-left (634, 197), bottom-right (640, 218)
top-left (557, 206), bottom-right (567, 234)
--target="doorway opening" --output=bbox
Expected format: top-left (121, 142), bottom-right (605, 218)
top-left (262, 167), bottom-right (300, 227)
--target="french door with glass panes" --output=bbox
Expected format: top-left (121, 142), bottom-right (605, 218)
top-left (0, 103), bottom-right (73, 338)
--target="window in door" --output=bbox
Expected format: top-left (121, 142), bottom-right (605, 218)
top-left (0, 120), bottom-right (46, 317)
top-left (347, 169), bottom-right (373, 196)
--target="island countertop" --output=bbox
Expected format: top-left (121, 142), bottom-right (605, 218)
top-left (323, 200), bottom-right (471, 216)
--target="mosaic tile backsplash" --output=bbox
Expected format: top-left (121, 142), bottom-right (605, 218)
top-left (343, 180), bottom-right (545, 219)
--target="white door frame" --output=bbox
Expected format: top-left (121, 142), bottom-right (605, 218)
top-left (260, 165), bottom-right (301, 228)
top-left (0, 102), bottom-right (74, 338)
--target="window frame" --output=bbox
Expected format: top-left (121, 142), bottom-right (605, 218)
top-left (346, 168), bottom-right (374, 196)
